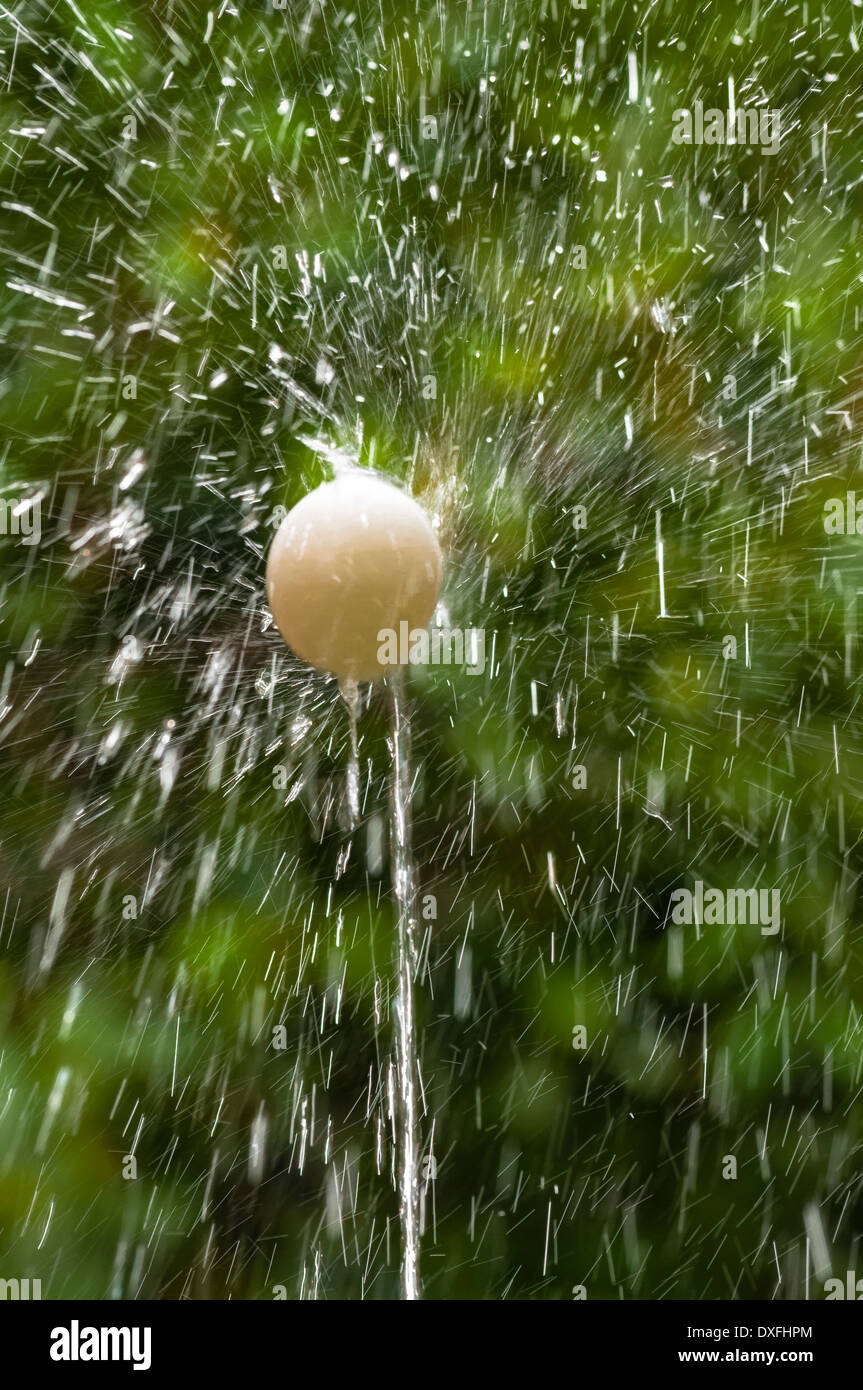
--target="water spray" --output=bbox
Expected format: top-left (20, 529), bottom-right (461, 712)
top-left (266, 470), bottom-right (442, 1300)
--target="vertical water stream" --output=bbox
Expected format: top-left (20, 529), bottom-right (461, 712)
top-left (387, 670), bottom-right (422, 1300)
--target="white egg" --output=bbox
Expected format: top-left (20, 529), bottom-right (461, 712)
top-left (266, 472), bottom-right (443, 682)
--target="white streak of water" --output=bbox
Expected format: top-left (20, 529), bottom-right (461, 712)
top-left (339, 676), bottom-right (360, 830)
top-left (387, 670), bottom-right (422, 1300)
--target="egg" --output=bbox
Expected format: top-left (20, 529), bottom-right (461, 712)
top-left (266, 472), bottom-right (443, 682)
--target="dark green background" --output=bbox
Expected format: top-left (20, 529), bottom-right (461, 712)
top-left (0, 0), bottom-right (862, 1297)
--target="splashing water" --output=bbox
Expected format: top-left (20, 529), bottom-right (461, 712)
top-left (386, 672), bottom-right (422, 1301)
top-left (338, 667), bottom-right (422, 1298)
top-left (3, 0), bottom-right (862, 1307)
top-left (338, 677), bottom-right (361, 833)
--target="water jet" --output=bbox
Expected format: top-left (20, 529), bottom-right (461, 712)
top-left (266, 470), bottom-right (441, 1300)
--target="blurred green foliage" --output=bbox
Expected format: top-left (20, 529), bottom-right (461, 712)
top-left (0, 0), bottom-right (862, 1299)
